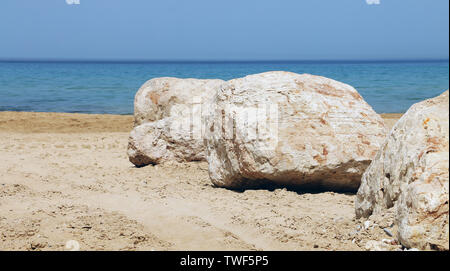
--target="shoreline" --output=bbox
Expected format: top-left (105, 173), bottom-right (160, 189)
top-left (0, 111), bottom-right (134, 133)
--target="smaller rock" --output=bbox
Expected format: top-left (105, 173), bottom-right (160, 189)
top-left (365, 240), bottom-right (401, 251)
top-left (363, 221), bottom-right (372, 230)
top-left (381, 239), bottom-right (398, 245)
top-left (383, 228), bottom-right (393, 237)
top-left (128, 77), bottom-right (224, 166)
top-left (365, 240), bottom-right (388, 251)
top-left (30, 239), bottom-right (47, 250)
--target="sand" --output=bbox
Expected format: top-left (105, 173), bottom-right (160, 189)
top-left (0, 111), bottom-right (401, 251)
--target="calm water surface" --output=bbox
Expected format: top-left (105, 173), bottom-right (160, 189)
top-left (0, 60), bottom-right (448, 114)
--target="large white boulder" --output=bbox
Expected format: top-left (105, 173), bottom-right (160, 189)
top-left (205, 71), bottom-right (387, 191)
top-left (128, 77), bottom-right (224, 166)
top-left (356, 90), bottom-right (449, 250)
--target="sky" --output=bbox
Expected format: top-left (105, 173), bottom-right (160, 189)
top-left (0, 0), bottom-right (448, 61)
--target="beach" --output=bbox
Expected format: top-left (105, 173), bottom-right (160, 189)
top-left (0, 111), bottom-right (401, 251)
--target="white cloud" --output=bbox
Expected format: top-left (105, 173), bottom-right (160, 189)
top-left (366, 0), bottom-right (381, 5)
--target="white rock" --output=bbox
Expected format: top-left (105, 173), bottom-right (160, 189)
top-left (205, 71), bottom-right (387, 190)
top-left (365, 240), bottom-right (389, 251)
top-left (356, 90), bottom-right (449, 251)
top-left (364, 221), bottom-right (372, 230)
top-left (128, 77), bottom-right (224, 166)
top-left (133, 77), bottom-right (224, 126)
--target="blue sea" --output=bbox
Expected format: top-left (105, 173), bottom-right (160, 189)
top-left (0, 60), bottom-right (448, 114)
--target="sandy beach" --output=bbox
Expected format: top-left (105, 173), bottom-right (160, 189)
top-left (0, 111), bottom-right (401, 251)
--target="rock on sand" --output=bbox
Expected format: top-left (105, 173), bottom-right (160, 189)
top-left (356, 90), bottom-right (449, 250)
top-left (205, 71), bottom-right (387, 191)
top-left (128, 77), bottom-right (224, 166)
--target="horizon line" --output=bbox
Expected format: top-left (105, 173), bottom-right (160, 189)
top-left (0, 58), bottom-right (449, 64)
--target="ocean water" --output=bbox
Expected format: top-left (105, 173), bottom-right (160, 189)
top-left (0, 60), bottom-right (448, 114)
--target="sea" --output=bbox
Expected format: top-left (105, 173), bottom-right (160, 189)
top-left (0, 60), bottom-right (448, 114)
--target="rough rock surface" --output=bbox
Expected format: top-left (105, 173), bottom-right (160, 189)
top-left (356, 90), bottom-right (449, 250)
top-left (205, 71), bottom-right (387, 191)
top-left (128, 78), bottom-right (224, 166)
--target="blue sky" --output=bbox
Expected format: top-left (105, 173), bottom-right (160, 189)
top-left (0, 0), bottom-right (448, 61)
